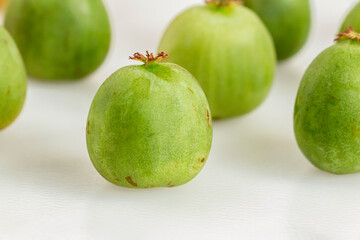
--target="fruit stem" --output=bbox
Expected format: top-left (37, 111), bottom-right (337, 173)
top-left (205, 0), bottom-right (242, 6)
top-left (335, 27), bottom-right (360, 42)
top-left (129, 51), bottom-right (168, 67)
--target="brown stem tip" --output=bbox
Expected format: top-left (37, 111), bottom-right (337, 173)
top-left (205, 0), bottom-right (242, 6)
top-left (129, 51), bottom-right (168, 67)
top-left (335, 27), bottom-right (360, 42)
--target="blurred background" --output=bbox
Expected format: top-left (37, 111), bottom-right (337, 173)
top-left (1, 0), bottom-right (360, 239)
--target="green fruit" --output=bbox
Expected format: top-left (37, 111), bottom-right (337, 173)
top-left (0, 26), bottom-right (27, 130)
top-left (294, 29), bottom-right (360, 174)
top-left (86, 52), bottom-right (213, 188)
top-left (158, 0), bottom-right (276, 119)
top-left (341, 2), bottom-right (360, 32)
top-left (244, 0), bottom-right (311, 60)
top-left (4, 0), bottom-right (111, 80)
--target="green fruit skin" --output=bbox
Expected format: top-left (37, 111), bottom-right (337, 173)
top-left (158, 5), bottom-right (276, 119)
top-left (86, 62), bottom-right (213, 188)
top-left (294, 40), bottom-right (360, 174)
top-left (244, 0), bottom-right (311, 60)
top-left (4, 0), bottom-right (111, 80)
top-left (0, 26), bottom-right (27, 130)
top-left (341, 2), bottom-right (360, 32)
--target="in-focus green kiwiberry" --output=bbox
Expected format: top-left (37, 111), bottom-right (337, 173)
top-left (294, 28), bottom-right (360, 174)
top-left (87, 52), bottom-right (213, 188)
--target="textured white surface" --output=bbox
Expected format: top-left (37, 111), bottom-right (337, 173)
top-left (1, 0), bottom-right (360, 239)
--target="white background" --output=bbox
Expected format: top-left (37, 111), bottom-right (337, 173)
top-left (1, 0), bottom-right (360, 239)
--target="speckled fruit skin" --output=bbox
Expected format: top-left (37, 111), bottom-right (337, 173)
top-left (244, 0), bottom-right (311, 60)
top-left (4, 0), bottom-right (111, 80)
top-left (158, 4), bottom-right (276, 119)
top-left (294, 40), bottom-right (360, 174)
top-left (0, 26), bottom-right (27, 130)
top-left (86, 62), bottom-right (213, 188)
top-left (341, 3), bottom-right (360, 32)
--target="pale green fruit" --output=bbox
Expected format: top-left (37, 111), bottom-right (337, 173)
top-left (159, 1), bottom-right (276, 119)
top-left (295, 29), bottom-right (360, 174)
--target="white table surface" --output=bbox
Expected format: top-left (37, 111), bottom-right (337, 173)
top-left (1, 0), bottom-right (360, 239)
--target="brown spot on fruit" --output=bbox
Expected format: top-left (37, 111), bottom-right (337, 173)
top-left (187, 87), bottom-right (194, 94)
top-left (298, 94), bottom-right (303, 103)
top-left (327, 94), bottom-right (339, 104)
top-left (3, 39), bottom-right (8, 45)
top-left (201, 158), bottom-right (205, 163)
top-left (207, 110), bottom-right (210, 127)
top-left (86, 121), bottom-right (90, 134)
top-left (113, 90), bottom-right (120, 95)
top-left (125, 176), bottom-right (138, 187)
top-left (168, 182), bottom-right (175, 187)
top-left (147, 133), bottom-right (155, 138)
top-left (353, 122), bottom-right (360, 138)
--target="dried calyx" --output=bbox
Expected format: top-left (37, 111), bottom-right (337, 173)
top-left (205, 0), bottom-right (242, 6)
top-left (129, 51), bottom-right (168, 67)
top-left (336, 27), bottom-right (360, 42)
